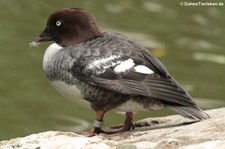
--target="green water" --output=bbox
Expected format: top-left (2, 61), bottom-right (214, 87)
top-left (0, 0), bottom-right (224, 140)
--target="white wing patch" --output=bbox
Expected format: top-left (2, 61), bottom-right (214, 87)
top-left (134, 65), bottom-right (154, 74)
top-left (114, 59), bottom-right (135, 73)
top-left (87, 55), bottom-right (121, 74)
top-left (87, 55), bottom-right (154, 75)
top-left (89, 55), bottom-right (120, 68)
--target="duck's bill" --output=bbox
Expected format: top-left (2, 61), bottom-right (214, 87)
top-left (34, 36), bottom-right (53, 43)
top-left (35, 27), bottom-right (54, 42)
top-left (29, 27), bottom-right (53, 47)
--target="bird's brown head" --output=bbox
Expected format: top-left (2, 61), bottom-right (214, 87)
top-left (33, 8), bottom-right (103, 47)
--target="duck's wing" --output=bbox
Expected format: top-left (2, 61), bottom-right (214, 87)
top-left (69, 32), bottom-right (209, 120)
top-left (69, 33), bottom-right (194, 107)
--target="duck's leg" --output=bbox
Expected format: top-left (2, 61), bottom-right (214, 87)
top-left (86, 110), bottom-right (107, 137)
top-left (123, 112), bottom-right (135, 130)
top-left (106, 112), bottom-right (135, 133)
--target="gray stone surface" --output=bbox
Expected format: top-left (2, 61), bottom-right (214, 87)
top-left (1, 108), bottom-right (225, 149)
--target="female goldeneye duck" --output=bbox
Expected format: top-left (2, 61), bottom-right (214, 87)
top-left (31, 8), bottom-right (210, 136)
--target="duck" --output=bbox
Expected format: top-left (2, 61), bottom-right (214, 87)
top-left (31, 8), bottom-right (210, 136)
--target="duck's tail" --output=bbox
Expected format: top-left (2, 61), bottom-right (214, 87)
top-left (168, 105), bottom-right (210, 120)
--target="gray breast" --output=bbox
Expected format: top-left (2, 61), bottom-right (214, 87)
top-left (43, 43), bottom-right (77, 84)
top-left (42, 43), bottom-right (90, 107)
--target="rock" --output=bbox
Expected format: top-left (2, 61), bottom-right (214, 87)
top-left (0, 108), bottom-right (225, 149)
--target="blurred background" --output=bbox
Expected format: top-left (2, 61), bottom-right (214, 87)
top-left (0, 0), bottom-right (224, 140)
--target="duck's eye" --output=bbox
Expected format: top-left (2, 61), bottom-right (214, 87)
top-left (56, 21), bottom-right (61, 27)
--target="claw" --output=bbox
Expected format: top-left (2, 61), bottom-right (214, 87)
top-left (85, 127), bottom-right (108, 137)
top-left (104, 112), bottom-right (135, 134)
top-left (106, 120), bottom-right (135, 133)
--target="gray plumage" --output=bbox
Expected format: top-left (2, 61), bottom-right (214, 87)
top-left (43, 31), bottom-right (209, 120)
